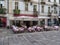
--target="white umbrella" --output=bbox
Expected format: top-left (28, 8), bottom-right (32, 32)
top-left (14, 16), bottom-right (33, 20)
top-left (18, 16), bottom-right (33, 18)
top-left (38, 16), bottom-right (50, 19)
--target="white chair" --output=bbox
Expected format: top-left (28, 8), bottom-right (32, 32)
top-left (39, 27), bottom-right (43, 31)
top-left (54, 26), bottom-right (59, 30)
top-left (28, 27), bottom-right (35, 32)
top-left (28, 27), bottom-right (32, 32)
top-left (33, 26), bottom-right (37, 31)
top-left (31, 27), bottom-right (35, 32)
top-left (19, 27), bottom-right (24, 32)
top-left (44, 25), bottom-right (49, 31)
top-left (36, 26), bottom-right (41, 31)
top-left (12, 25), bottom-right (19, 33)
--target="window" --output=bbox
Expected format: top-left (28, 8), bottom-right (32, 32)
top-left (48, 19), bottom-right (52, 26)
top-left (33, 5), bottom-right (37, 11)
top-left (59, 0), bottom-right (60, 4)
top-left (48, 0), bottom-right (50, 2)
top-left (15, 2), bottom-right (18, 9)
top-left (41, 0), bottom-right (44, 2)
top-left (40, 19), bottom-right (45, 26)
top-left (54, 7), bottom-right (57, 14)
top-left (48, 7), bottom-right (50, 12)
top-left (30, 2), bottom-right (32, 5)
top-left (25, 3), bottom-right (28, 11)
top-left (41, 5), bottom-right (44, 13)
top-left (54, 0), bottom-right (56, 3)
top-left (0, 4), bottom-right (2, 8)
top-left (53, 18), bottom-right (57, 25)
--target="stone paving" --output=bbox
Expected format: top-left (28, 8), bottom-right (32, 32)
top-left (0, 29), bottom-right (60, 45)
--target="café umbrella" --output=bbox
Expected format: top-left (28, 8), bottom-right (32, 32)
top-left (14, 16), bottom-right (33, 26)
top-left (14, 16), bottom-right (33, 20)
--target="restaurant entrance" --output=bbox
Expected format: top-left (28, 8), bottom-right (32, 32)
top-left (11, 20), bottom-right (38, 28)
top-left (24, 21), bottom-right (31, 28)
top-left (24, 21), bottom-right (38, 28)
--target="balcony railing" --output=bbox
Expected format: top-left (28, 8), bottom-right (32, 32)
top-left (54, 11), bottom-right (57, 14)
top-left (53, 3), bottom-right (58, 7)
top-left (24, 0), bottom-right (31, 2)
top-left (13, 9), bottom-right (20, 14)
top-left (13, 10), bottom-right (38, 17)
top-left (0, 8), bottom-right (6, 14)
top-left (53, 4), bottom-right (57, 7)
top-left (33, 11), bottom-right (38, 17)
top-left (41, 1), bottom-right (46, 4)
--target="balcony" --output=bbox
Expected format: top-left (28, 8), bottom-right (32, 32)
top-left (33, 11), bottom-right (38, 17)
top-left (53, 4), bottom-right (57, 7)
top-left (48, 12), bottom-right (51, 17)
top-left (41, 1), bottom-right (46, 5)
top-left (13, 10), bottom-right (38, 17)
top-left (53, 3), bottom-right (58, 7)
top-left (13, 9), bottom-right (20, 16)
top-left (0, 8), bottom-right (6, 14)
top-left (24, 0), bottom-right (31, 2)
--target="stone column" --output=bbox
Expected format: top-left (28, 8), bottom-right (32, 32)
top-left (10, 20), bottom-right (13, 26)
top-left (9, 0), bottom-right (13, 14)
top-left (6, 18), bottom-right (10, 27)
top-left (30, 21), bottom-right (33, 26)
top-left (45, 19), bottom-right (48, 26)
top-left (20, 21), bottom-right (23, 24)
top-left (38, 19), bottom-right (41, 25)
top-left (51, 17), bottom-right (54, 26)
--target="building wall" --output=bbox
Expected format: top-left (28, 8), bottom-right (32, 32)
top-left (9, 0), bottom-right (59, 16)
top-left (0, 0), bottom-right (59, 15)
top-left (0, 0), bottom-right (60, 26)
top-left (6, 0), bottom-right (60, 25)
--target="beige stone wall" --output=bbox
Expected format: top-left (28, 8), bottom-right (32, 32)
top-left (9, 0), bottom-right (13, 14)
top-left (4, 0), bottom-right (7, 8)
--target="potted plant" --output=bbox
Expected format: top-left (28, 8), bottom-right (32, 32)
top-left (13, 9), bottom-right (20, 14)
top-left (0, 8), bottom-right (6, 14)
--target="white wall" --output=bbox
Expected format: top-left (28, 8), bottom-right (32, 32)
top-left (11, 1), bottom-right (59, 15)
top-left (28, 3), bottom-right (33, 11)
top-left (19, 2), bottom-right (25, 11)
top-left (46, 0), bottom-right (59, 3)
top-left (12, 1), bottom-right (15, 10)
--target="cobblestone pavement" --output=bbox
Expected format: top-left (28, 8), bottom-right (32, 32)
top-left (0, 28), bottom-right (60, 45)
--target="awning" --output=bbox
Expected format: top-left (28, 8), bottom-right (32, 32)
top-left (14, 16), bottom-right (33, 20)
top-left (38, 16), bottom-right (50, 19)
top-left (14, 16), bottom-right (38, 21)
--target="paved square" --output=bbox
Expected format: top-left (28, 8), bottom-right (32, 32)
top-left (0, 29), bottom-right (60, 45)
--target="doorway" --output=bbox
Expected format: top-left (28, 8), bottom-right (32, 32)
top-left (24, 21), bottom-right (30, 28)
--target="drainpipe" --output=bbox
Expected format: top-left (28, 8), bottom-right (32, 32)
top-left (38, 0), bottom-right (40, 25)
top-left (6, 0), bottom-right (10, 28)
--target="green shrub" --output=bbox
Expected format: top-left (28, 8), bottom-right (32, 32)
top-left (13, 9), bottom-right (20, 14)
top-left (0, 8), bottom-right (6, 14)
